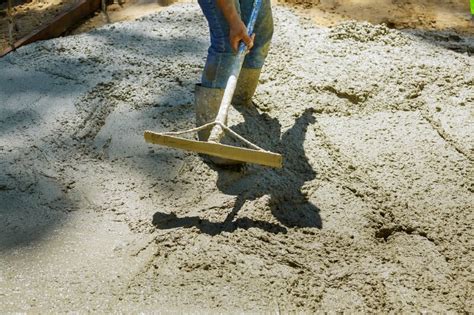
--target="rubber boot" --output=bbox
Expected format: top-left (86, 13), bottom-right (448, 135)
top-left (232, 68), bottom-right (262, 107)
top-left (195, 84), bottom-right (224, 141)
top-left (194, 84), bottom-right (242, 166)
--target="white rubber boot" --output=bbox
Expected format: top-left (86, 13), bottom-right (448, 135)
top-left (232, 68), bottom-right (262, 107)
top-left (195, 84), bottom-right (242, 166)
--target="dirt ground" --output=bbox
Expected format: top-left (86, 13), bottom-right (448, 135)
top-left (1, 0), bottom-right (473, 51)
top-left (284, 0), bottom-right (473, 33)
top-left (1, 2), bottom-right (473, 313)
top-left (0, 0), bottom-right (75, 51)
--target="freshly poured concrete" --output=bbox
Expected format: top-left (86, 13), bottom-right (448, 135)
top-left (0, 4), bottom-right (472, 312)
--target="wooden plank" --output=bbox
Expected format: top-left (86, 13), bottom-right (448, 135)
top-left (1, 0), bottom-right (101, 57)
top-left (144, 131), bottom-right (283, 168)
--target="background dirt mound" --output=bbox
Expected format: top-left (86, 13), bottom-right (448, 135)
top-left (1, 3), bottom-right (473, 313)
top-left (281, 0), bottom-right (473, 34)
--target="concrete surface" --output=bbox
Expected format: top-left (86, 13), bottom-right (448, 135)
top-left (0, 3), bottom-right (473, 312)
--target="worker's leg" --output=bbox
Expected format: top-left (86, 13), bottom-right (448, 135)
top-left (240, 0), bottom-right (273, 70)
top-left (195, 0), bottom-right (243, 165)
top-left (196, 0), bottom-right (238, 142)
top-left (233, 0), bottom-right (273, 106)
top-left (197, 0), bottom-right (273, 91)
top-left (197, 0), bottom-right (273, 102)
top-left (198, 0), bottom-right (241, 89)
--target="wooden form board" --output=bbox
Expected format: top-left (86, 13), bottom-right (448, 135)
top-left (144, 131), bottom-right (283, 168)
top-left (1, 0), bottom-right (101, 57)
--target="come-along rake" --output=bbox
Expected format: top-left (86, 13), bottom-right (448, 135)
top-left (144, 0), bottom-right (282, 168)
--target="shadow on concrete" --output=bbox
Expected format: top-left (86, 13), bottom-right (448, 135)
top-left (153, 211), bottom-right (288, 235)
top-left (0, 148), bottom-right (74, 252)
top-left (0, 21), bottom-right (207, 251)
top-left (407, 29), bottom-right (474, 55)
top-left (152, 107), bottom-right (322, 235)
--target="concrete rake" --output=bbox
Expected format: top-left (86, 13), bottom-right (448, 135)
top-left (144, 0), bottom-right (282, 168)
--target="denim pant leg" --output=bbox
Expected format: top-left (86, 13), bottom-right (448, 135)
top-left (198, 0), bottom-right (273, 89)
top-left (240, 0), bottom-right (273, 69)
top-left (198, 0), bottom-right (239, 89)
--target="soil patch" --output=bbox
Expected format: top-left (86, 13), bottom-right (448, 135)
top-left (282, 0), bottom-right (473, 34)
top-left (0, 0), bottom-right (77, 51)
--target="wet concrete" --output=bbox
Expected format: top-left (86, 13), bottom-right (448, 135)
top-left (0, 3), bottom-right (473, 312)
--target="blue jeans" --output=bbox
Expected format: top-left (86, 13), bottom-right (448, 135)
top-left (198, 0), bottom-right (273, 88)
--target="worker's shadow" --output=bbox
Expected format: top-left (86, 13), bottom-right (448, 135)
top-left (153, 106), bottom-right (322, 235)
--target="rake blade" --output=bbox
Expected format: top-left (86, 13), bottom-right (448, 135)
top-left (144, 131), bottom-right (282, 168)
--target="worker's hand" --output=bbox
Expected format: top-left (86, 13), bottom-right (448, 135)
top-left (216, 0), bottom-right (254, 53)
top-left (229, 19), bottom-right (255, 53)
